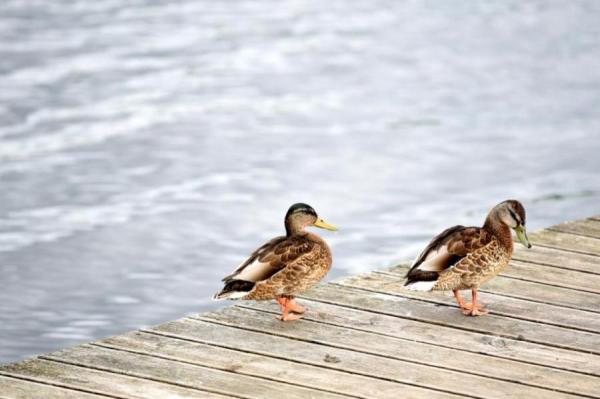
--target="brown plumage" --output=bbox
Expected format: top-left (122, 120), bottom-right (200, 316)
top-left (214, 203), bottom-right (337, 321)
top-left (404, 200), bottom-right (532, 316)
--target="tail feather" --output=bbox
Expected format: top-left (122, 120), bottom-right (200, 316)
top-left (213, 279), bottom-right (255, 300)
top-left (404, 270), bottom-right (439, 292)
top-left (404, 280), bottom-right (436, 292)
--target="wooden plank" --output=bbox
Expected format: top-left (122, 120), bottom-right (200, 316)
top-left (396, 266), bottom-right (600, 333)
top-left (238, 298), bottom-right (600, 399)
top-left (196, 307), bottom-right (586, 399)
top-left (148, 319), bottom-right (464, 399)
top-left (513, 245), bottom-right (600, 275)
top-left (0, 358), bottom-right (231, 399)
top-left (338, 271), bottom-right (600, 355)
top-left (549, 219), bottom-right (600, 239)
top-left (43, 344), bottom-right (349, 399)
top-left (0, 375), bottom-right (108, 399)
top-left (502, 260), bottom-right (600, 294)
top-left (386, 264), bottom-right (600, 314)
top-left (96, 330), bottom-right (428, 399)
top-left (530, 229), bottom-right (600, 256)
top-left (298, 283), bottom-right (600, 375)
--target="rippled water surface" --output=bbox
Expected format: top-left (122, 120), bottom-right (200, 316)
top-left (1, 0), bottom-right (600, 364)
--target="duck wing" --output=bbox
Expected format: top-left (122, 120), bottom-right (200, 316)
top-left (405, 225), bottom-right (492, 284)
top-left (215, 236), bottom-right (315, 299)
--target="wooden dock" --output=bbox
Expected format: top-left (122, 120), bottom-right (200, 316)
top-left (1, 216), bottom-right (600, 399)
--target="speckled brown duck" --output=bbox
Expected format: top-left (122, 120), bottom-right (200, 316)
top-left (404, 200), bottom-right (532, 316)
top-left (214, 203), bottom-right (337, 321)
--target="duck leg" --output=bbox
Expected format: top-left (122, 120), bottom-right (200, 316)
top-left (276, 297), bottom-right (303, 321)
top-left (453, 289), bottom-right (466, 309)
top-left (287, 298), bottom-right (306, 314)
top-left (462, 288), bottom-right (488, 316)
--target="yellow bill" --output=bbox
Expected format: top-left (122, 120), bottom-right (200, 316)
top-left (515, 225), bottom-right (532, 248)
top-left (314, 218), bottom-right (338, 231)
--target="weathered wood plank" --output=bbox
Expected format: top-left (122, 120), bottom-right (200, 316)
top-left (338, 271), bottom-right (600, 355)
top-left (0, 375), bottom-right (108, 399)
top-left (96, 330), bottom-right (432, 399)
top-left (502, 260), bottom-right (600, 294)
top-left (513, 245), bottom-right (600, 275)
top-left (0, 358), bottom-right (230, 399)
top-left (239, 299), bottom-right (600, 398)
top-left (43, 344), bottom-right (349, 399)
top-left (549, 219), bottom-right (600, 239)
top-left (298, 283), bottom-right (600, 375)
top-left (386, 264), bottom-right (600, 313)
top-left (148, 318), bottom-right (467, 399)
top-left (530, 229), bottom-right (600, 256)
top-left (196, 307), bottom-right (586, 399)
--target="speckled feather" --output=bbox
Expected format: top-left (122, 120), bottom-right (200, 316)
top-left (405, 226), bottom-right (512, 290)
top-left (433, 238), bottom-right (511, 290)
top-left (220, 232), bottom-right (332, 300)
top-left (245, 235), bottom-right (332, 300)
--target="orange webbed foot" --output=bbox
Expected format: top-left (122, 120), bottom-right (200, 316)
top-left (461, 303), bottom-right (488, 316)
top-left (287, 299), bottom-right (306, 314)
top-left (276, 297), bottom-right (305, 321)
top-left (278, 312), bottom-right (304, 322)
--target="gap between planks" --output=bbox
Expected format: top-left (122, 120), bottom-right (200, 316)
top-left (192, 310), bottom-right (594, 399)
top-left (39, 347), bottom-right (345, 399)
top-left (88, 342), bottom-right (366, 399)
top-left (230, 302), bottom-right (600, 398)
top-left (381, 265), bottom-right (600, 315)
top-left (91, 331), bottom-right (463, 399)
top-left (337, 272), bottom-right (600, 354)
top-left (339, 269), bottom-right (600, 336)
top-left (0, 372), bottom-right (120, 399)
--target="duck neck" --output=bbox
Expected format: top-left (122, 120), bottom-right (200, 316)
top-left (285, 219), bottom-right (303, 237)
top-left (483, 215), bottom-right (514, 254)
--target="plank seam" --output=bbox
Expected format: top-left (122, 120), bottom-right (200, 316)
top-left (499, 273), bottom-right (600, 296)
top-left (532, 242), bottom-right (600, 258)
top-left (375, 270), bottom-right (600, 315)
top-left (334, 281), bottom-right (600, 334)
top-left (510, 256), bottom-right (600, 276)
top-left (37, 355), bottom-right (249, 399)
top-left (0, 371), bottom-right (122, 399)
top-left (547, 227), bottom-right (600, 241)
top-left (89, 342), bottom-right (364, 399)
top-left (193, 315), bottom-right (599, 399)
top-left (331, 279), bottom-right (600, 356)
top-left (292, 290), bottom-right (600, 374)
top-left (185, 317), bottom-right (491, 399)
top-left (233, 303), bottom-right (600, 398)
top-left (98, 334), bottom-right (477, 399)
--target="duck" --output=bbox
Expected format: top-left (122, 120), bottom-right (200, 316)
top-left (214, 203), bottom-right (337, 321)
top-left (404, 200), bottom-right (532, 316)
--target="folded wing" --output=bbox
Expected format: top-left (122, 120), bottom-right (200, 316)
top-left (215, 236), bottom-right (315, 299)
top-left (405, 225), bottom-right (492, 287)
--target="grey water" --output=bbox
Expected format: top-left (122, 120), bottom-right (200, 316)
top-left (1, 0), bottom-right (600, 364)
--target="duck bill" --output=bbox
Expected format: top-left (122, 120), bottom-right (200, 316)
top-left (515, 226), bottom-right (532, 248)
top-left (314, 218), bottom-right (338, 231)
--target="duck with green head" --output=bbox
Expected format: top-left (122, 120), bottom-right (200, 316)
top-left (404, 200), bottom-right (532, 316)
top-left (214, 203), bottom-right (337, 321)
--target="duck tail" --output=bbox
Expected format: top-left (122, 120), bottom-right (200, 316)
top-left (213, 280), bottom-right (255, 300)
top-left (403, 270), bottom-right (439, 292)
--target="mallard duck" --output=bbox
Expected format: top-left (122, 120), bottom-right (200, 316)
top-left (214, 203), bottom-right (337, 321)
top-left (404, 200), bottom-right (532, 316)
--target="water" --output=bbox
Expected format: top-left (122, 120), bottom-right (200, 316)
top-left (1, 0), bottom-right (600, 364)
